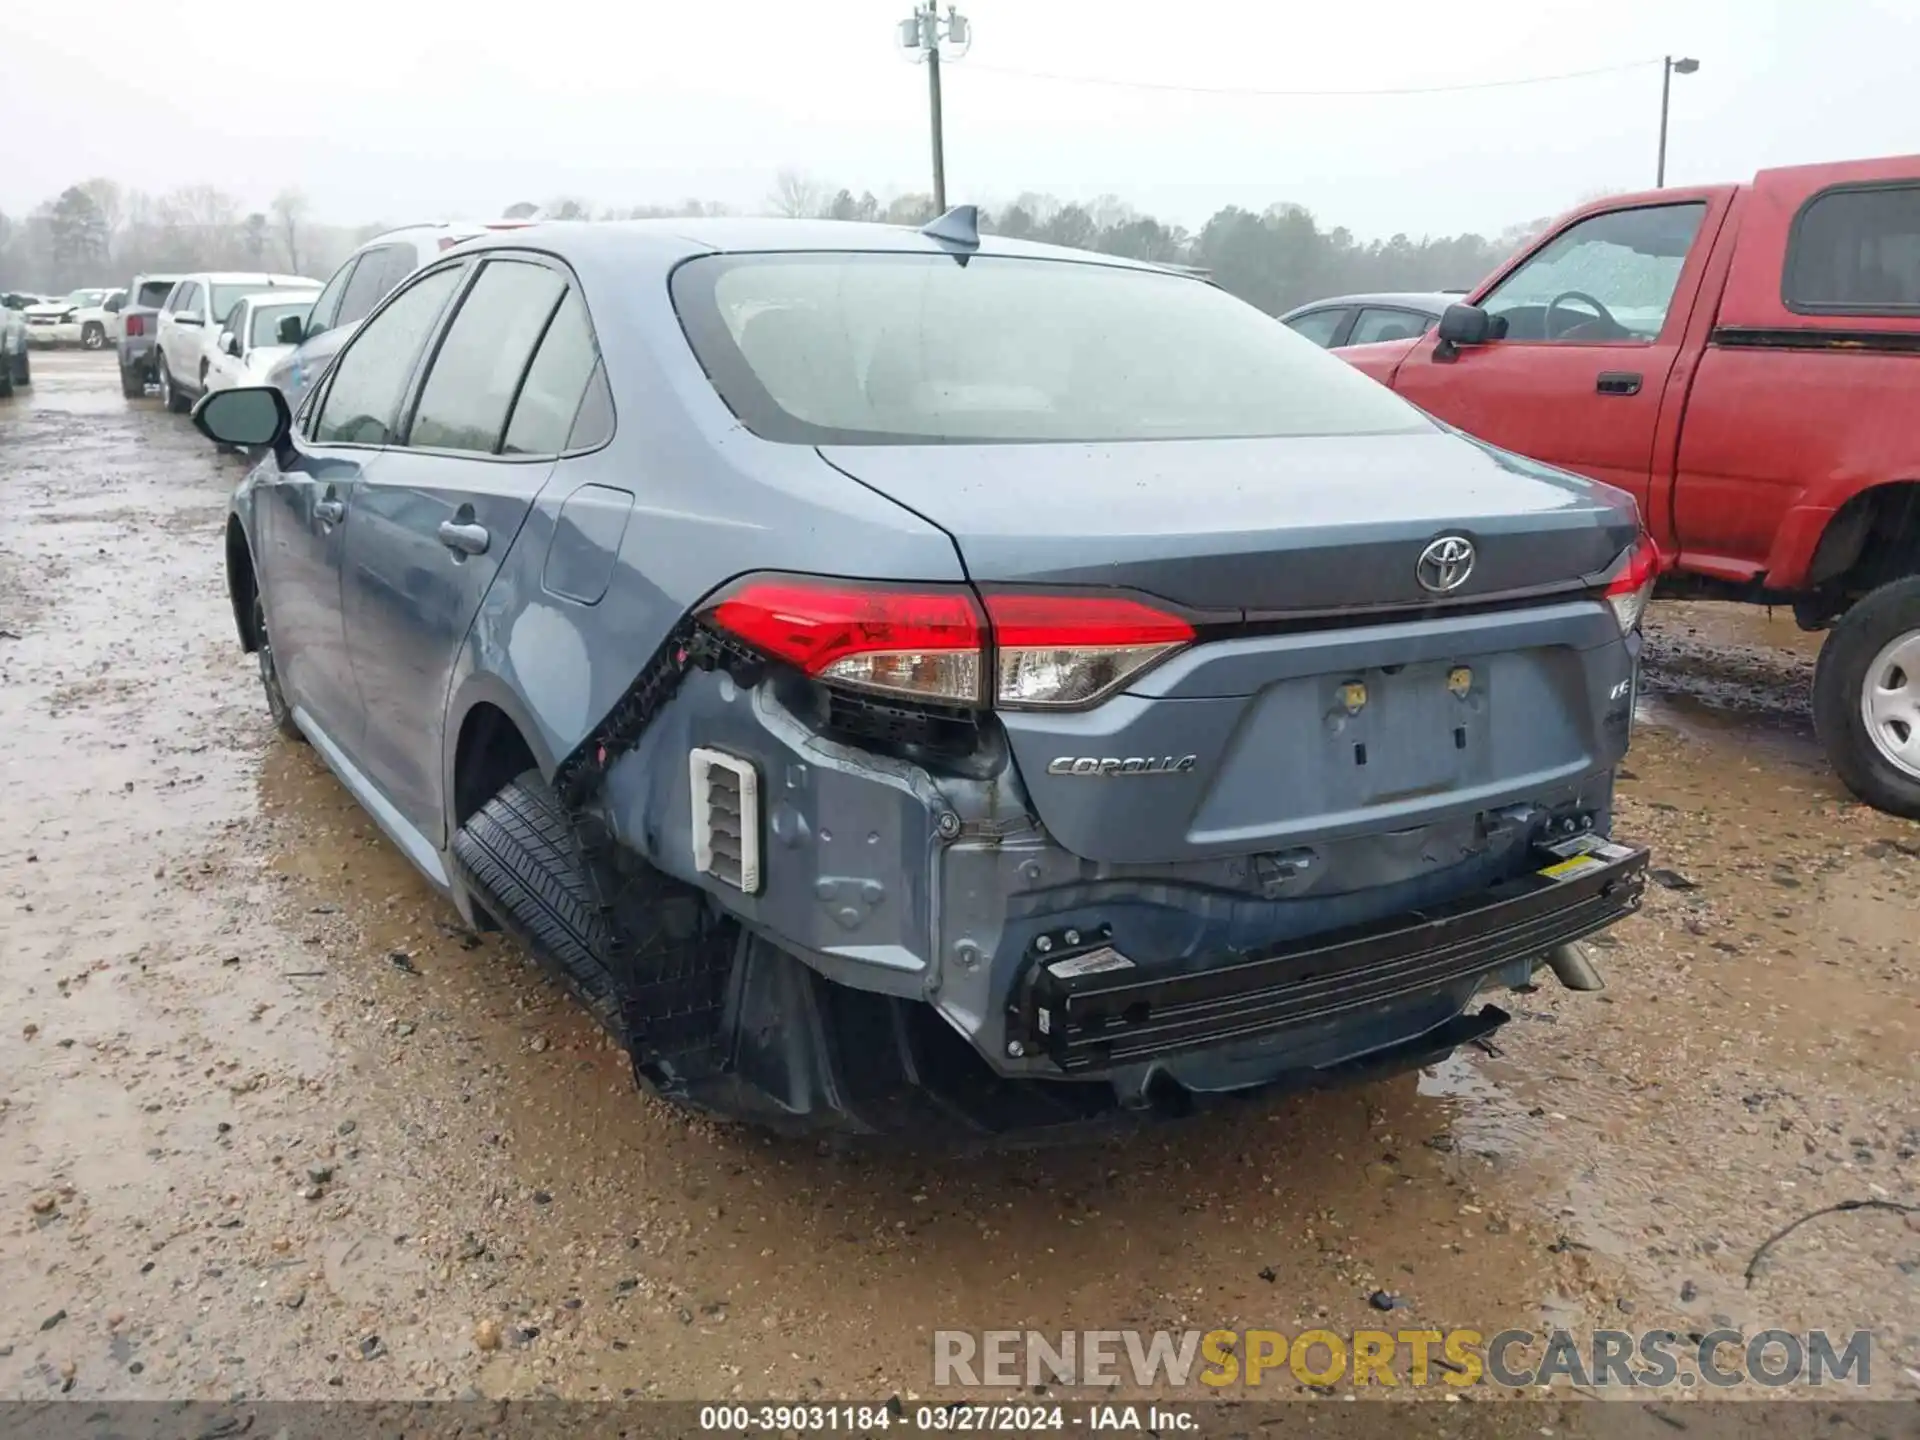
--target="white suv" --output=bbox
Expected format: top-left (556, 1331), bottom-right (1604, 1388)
top-left (154, 272), bottom-right (317, 413)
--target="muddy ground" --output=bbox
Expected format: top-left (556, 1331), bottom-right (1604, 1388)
top-left (1, 352), bottom-right (1915, 1406)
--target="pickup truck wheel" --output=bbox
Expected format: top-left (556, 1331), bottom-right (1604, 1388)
top-left (253, 595), bottom-right (304, 742)
top-left (119, 364), bottom-right (146, 399)
top-left (81, 322), bottom-right (106, 350)
top-left (0, 360), bottom-right (12, 400)
top-left (451, 772), bottom-right (620, 1028)
top-left (12, 350), bottom-right (27, 385)
top-left (1813, 576), bottom-right (1920, 819)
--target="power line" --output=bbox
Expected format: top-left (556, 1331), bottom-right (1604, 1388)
top-left (963, 57), bottom-right (1662, 98)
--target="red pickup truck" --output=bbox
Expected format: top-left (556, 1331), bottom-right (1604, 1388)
top-left (1339, 155), bottom-right (1920, 818)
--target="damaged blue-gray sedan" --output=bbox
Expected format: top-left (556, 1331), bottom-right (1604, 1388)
top-left (198, 209), bottom-right (1653, 1137)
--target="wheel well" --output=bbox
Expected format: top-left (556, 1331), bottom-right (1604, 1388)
top-left (225, 518), bottom-right (259, 653)
top-left (453, 703), bottom-right (540, 830)
top-left (1811, 483), bottom-right (1920, 588)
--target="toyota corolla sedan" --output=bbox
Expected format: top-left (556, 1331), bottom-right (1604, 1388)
top-left (197, 212), bottom-right (1652, 1138)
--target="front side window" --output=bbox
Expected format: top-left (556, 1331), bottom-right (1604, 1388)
top-left (1349, 307), bottom-right (1433, 345)
top-left (1283, 308), bottom-right (1348, 347)
top-left (409, 261), bottom-right (568, 453)
top-left (212, 283), bottom-right (292, 324)
top-left (1480, 203), bottom-right (1705, 343)
top-left (672, 255), bottom-right (1428, 445)
top-left (503, 289), bottom-right (601, 454)
top-left (250, 300), bottom-right (313, 349)
top-left (305, 260), bottom-right (357, 337)
top-left (310, 268), bottom-right (461, 447)
top-left (1785, 184), bottom-right (1920, 314)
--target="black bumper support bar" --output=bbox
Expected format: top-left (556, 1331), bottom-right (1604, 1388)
top-left (1013, 838), bottom-right (1648, 1072)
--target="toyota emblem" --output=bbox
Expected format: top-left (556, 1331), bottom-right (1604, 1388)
top-left (1416, 535), bottom-right (1476, 593)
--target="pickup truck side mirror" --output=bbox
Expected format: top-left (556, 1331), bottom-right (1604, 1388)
top-left (278, 314), bottom-right (304, 345)
top-left (221, 331), bottom-right (241, 358)
top-left (104, 295), bottom-right (125, 313)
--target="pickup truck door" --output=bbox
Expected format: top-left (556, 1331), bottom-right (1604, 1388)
top-left (1391, 195), bottom-right (1727, 522)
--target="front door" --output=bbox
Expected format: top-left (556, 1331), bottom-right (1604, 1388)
top-left (340, 255), bottom-right (586, 843)
top-left (1392, 198), bottom-right (1719, 519)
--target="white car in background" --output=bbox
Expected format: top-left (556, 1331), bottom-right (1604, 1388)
top-left (201, 293), bottom-right (317, 397)
top-left (25, 287), bottom-right (126, 347)
top-left (153, 272), bottom-right (317, 413)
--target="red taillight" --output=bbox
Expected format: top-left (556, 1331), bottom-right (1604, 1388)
top-left (1603, 535), bottom-right (1658, 633)
top-left (707, 577), bottom-right (985, 704)
top-left (703, 578), bottom-right (1194, 709)
top-left (125, 315), bottom-right (145, 337)
top-left (983, 593), bottom-right (1193, 708)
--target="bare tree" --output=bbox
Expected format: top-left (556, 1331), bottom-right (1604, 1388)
top-left (270, 189), bottom-right (310, 274)
top-left (768, 168), bottom-right (828, 219)
top-left (546, 197), bottom-right (591, 221)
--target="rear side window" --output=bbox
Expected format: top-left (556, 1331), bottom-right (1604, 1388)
top-left (1350, 307), bottom-right (1434, 345)
top-left (409, 261), bottom-right (567, 453)
top-left (502, 289), bottom-right (601, 454)
top-left (311, 268), bottom-right (461, 446)
top-left (1284, 308), bottom-right (1349, 347)
top-left (169, 281), bottom-right (201, 316)
top-left (672, 253), bottom-right (1428, 445)
top-left (336, 244), bottom-right (410, 328)
top-left (1785, 183), bottom-right (1920, 315)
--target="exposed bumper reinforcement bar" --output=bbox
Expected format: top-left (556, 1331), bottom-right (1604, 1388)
top-left (1013, 837), bottom-right (1649, 1073)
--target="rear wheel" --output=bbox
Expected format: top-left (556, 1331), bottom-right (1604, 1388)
top-left (452, 772), bottom-right (619, 1026)
top-left (81, 322), bottom-right (106, 350)
top-left (253, 594), bottom-right (304, 742)
top-left (119, 363), bottom-right (146, 399)
top-left (12, 349), bottom-right (27, 386)
top-left (0, 357), bottom-right (12, 400)
top-left (1813, 576), bottom-right (1920, 819)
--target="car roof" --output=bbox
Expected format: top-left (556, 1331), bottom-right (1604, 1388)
top-left (1281, 292), bottom-right (1459, 318)
top-left (445, 216), bottom-right (1183, 275)
top-left (191, 272), bottom-right (319, 285)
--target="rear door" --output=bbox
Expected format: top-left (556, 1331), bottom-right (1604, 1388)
top-left (1391, 197), bottom-right (1723, 518)
top-left (257, 266), bottom-right (465, 754)
top-left (339, 255), bottom-right (594, 843)
top-left (159, 280), bottom-right (203, 383)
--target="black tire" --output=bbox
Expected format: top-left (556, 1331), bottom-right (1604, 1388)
top-left (81, 322), bottom-right (106, 350)
top-left (12, 350), bottom-right (27, 386)
top-left (0, 361), bottom-right (12, 400)
top-left (253, 594), bottom-right (304, 742)
top-left (453, 772), bottom-right (618, 1023)
top-left (120, 364), bottom-right (146, 399)
top-left (1813, 575), bottom-right (1920, 819)
top-left (158, 354), bottom-right (189, 413)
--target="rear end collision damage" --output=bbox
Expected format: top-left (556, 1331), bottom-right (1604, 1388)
top-left (466, 538), bottom-right (1655, 1137)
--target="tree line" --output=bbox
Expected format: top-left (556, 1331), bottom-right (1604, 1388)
top-left (1, 170), bottom-right (1552, 316)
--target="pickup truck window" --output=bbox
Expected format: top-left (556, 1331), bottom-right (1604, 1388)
top-left (1785, 183), bottom-right (1920, 315)
top-left (1482, 202), bottom-right (1705, 344)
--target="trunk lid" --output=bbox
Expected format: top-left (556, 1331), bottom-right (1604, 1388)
top-left (818, 431), bottom-right (1637, 614)
top-left (821, 431), bottom-right (1641, 867)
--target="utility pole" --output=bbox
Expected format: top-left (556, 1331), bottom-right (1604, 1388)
top-left (1657, 55), bottom-right (1700, 188)
top-left (900, 3), bottom-right (970, 213)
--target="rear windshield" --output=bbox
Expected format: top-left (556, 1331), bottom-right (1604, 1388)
top-left (670, 253), bottom-right (1430, 445)
top-left (249, 300), bottom-right (312, 348)
top-left (136, 281), bottom-right (177, 308)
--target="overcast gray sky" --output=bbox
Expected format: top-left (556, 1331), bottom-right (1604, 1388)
top-left (3, 0), bottom-right (1915, 237)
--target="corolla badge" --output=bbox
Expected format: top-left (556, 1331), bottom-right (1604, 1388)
top-left (1416, 535), bottom-right (1477, 593)
top-left (1047, 755), bottom-right (1197, 777)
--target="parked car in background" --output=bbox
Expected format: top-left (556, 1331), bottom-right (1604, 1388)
top-left (263, 220), bottom-right (536, 409)
top-left (117, 274), bottom-right (185, 398)
top-left (1280, 292), bottom-right (1458, 348)
top-left (0, 293), bottom-right (28, 398)
top-left (201, 293), bottom-right (317, 397)
top-left (203, 216), bottom-right (1652, 1136)
top-left (24, 287), bottom-right (123, 347)
top-left (154, 272), bottom-right (317, 413)
top-left (1336, 153), bottom-right (1920, 817)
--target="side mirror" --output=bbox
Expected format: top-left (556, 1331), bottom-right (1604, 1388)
top-left (104, 296), bottom-right (124, 313)
top-left (221, 331), bottom-right (241, 357)
top-left (278, 314), bottom-right (305, 345)
top-left (192, 385), bottom-right (292, 450)
top-left (1436, 303), bottom-right (1494, 347)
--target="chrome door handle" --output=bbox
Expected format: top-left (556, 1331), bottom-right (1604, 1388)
top-left (313, 498), bottom-right (345, 524)
top-left (437, 521), bottom-right (490, 556)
